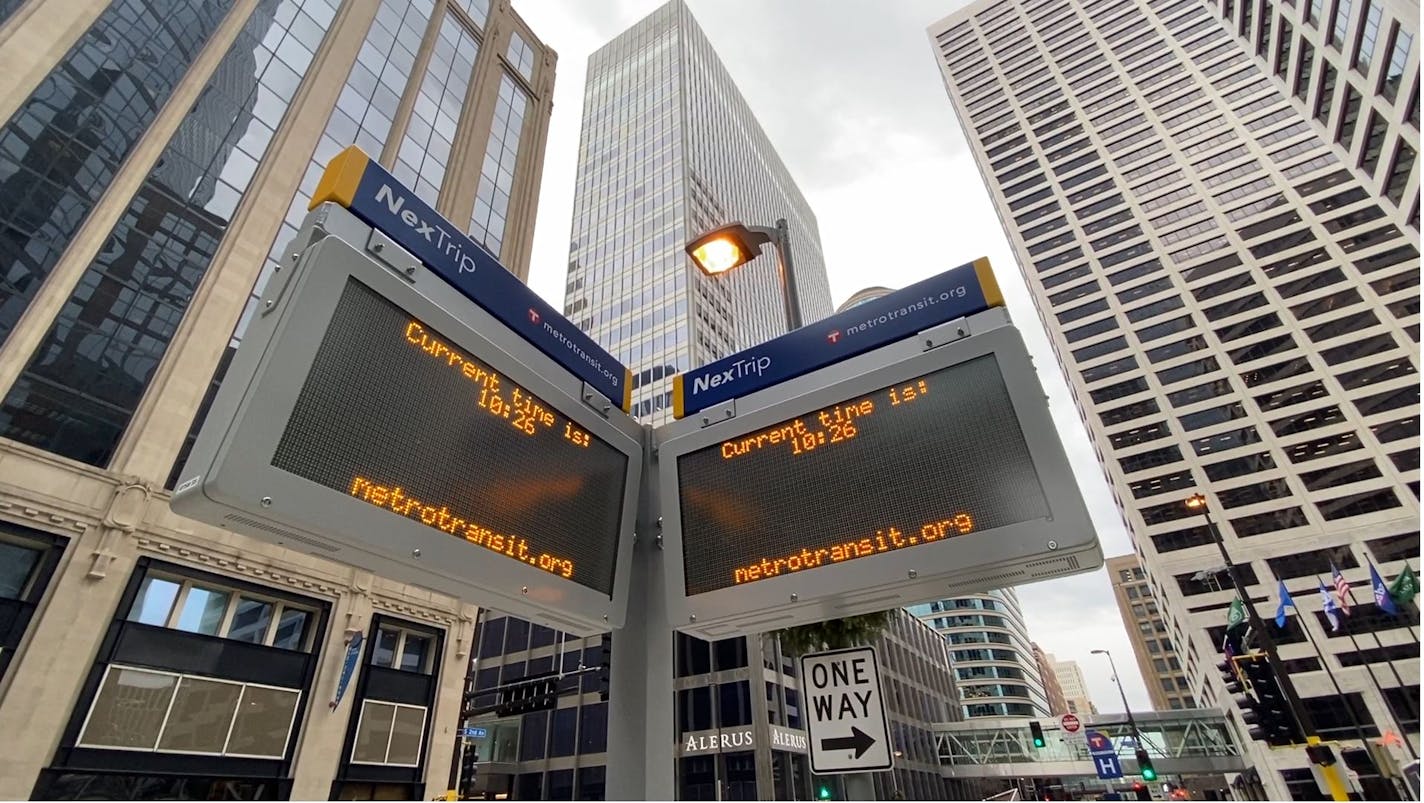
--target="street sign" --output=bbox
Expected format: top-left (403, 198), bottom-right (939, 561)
top-left (171, 198), bottom-right (643, 635)
top-left (1093, 753), bottom-right (1125, 780)
top-left (799, 647), bottom-right (893, 774)
top-left (1061, 713), bottom-right (1081, 734)
top-left (1085, 729), bottom-right (1123, 779)
top-left (657, 304), bottom-right (1102, 638)
top-left (1085, 729), bottom-right (1114, 755)
top-left (460, 727), bottom-right (487, 739)
top-left (673, 259), bottom-right (1002, 418)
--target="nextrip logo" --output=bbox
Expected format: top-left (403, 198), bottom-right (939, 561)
top-left (374, 183), bottom-right (480, 274)
top-left (692, 355), bottom-right (772, 395)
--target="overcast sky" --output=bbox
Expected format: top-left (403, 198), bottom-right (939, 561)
top-left (511, 0), bottom-right (1156, 714)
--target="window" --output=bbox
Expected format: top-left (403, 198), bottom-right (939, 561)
top-left (1232, 506), bottom-right (1309, 536)
top-left (1317, 487), bottom-right (1402, 519)
top-left (78, 665), bottom-right (299, 758)
top-left (1380, 25), bottom-right (1413, 102)
top-left (1217, 479), bottom-right (1293, 507)
top-left (352, 700), bottom-right (427, 765)
top-left (372, 625), bottom-right (436, 674)
top-left (1110, 421), bottom-right (1172, 449)
top-left (1205, 452), bottom-right (1276, 481)
top-left (1184, 424), bottom-right (1264, 455)
top-left (1301, 459), bottom-right (1383, 490)
top-left (127, 574), bottom-right (316, 651)
top-left (1180, 402), bottom-right (1247, 430)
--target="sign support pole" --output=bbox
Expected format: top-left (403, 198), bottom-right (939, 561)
top-left (606, 427), bottom-right (676, 800)
top-left (843, 774), bottom-right (876, 801)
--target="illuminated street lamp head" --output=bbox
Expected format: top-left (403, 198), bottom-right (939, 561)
top-left (1185, 493), bottom-right (1208, 510)
top-left (685, 222), bottom-right (774, 276)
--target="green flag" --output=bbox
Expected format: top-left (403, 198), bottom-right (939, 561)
top-left (1226, 597), bottom-right (1247, 629)
top-left (1389, 565), bottom-right (1418, 605)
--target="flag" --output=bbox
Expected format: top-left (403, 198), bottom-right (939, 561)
top-left (1331, 562), bottom-right (1353, 615)
top-left (1318, 581), bottom-right (1342, 632)
top-left (1389, 564), bottom-right (1418, 605)
top-left (1226, 597), bottom-right (1247, 630)
top-left (1370, 563), bottom-right (1400, 616)
top-left (1275, 580), bottom-right (1296, 628)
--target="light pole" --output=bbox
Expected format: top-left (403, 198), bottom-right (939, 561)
top-left (685, 218), bottom-right (802, 330)
top-left (1090, 648), bottom-right (1141, 743)
top-left (1183, 493), bottom-right (1313, 739)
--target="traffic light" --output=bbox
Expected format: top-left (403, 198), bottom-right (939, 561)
top-left (1235, 653), bottom-right (1304, 746)
top-left (817, 782), bottom-right (833, 800)
top-left (593, 635), bottom-right (611, 702)
top-left (1131, 781), bottom-right (1151, 801)
top-left (1029, 720), bottom-right (1047, 748)
top-left (1136, 747), bottom-right (1158, 782)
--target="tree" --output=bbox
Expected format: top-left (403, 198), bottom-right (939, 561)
top-left (774, 610), bottom-right (894, 657)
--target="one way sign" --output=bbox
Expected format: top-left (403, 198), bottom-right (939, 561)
top-left (800, 646), bottom-right (893, 774)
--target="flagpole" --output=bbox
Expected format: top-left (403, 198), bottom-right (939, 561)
top-left (1342, 582), bottom-right (1419, 762)
top-left (1294, 598), bottom-right (1374, 755)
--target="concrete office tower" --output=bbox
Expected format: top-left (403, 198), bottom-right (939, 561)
top-left (1214, 0), bottom-right (1418, 233)
top-left (1032, 643), bottom-right (1072, 715)
top-left (1108, 553), bottom-right (1195, 712)
top-left (930, 0), bottom-right (1418, 797)
top-left (1048, 655), bottom-right (1100, 718)
top-left (0, 1), bottom-right (553, 798)
top-left (561, 0), bottom-right (833, 425)
top-left (911, 589), bottom-right (1053, 719)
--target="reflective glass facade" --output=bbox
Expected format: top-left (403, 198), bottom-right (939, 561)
top-left (563, 0), bottom-right (833, 425)
top-left (0, 3), bottom-right (554, 795)
top-left (909, 589), bottom-right (1051, 719)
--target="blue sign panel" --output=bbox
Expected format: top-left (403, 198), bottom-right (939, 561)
top-left (1094, 753), bottom-right (1124, 780)
top-left (673, 260), bottom-right (1003, 418)
top-left (310, 147), bottom-right (631, 412)
top-left (460, 727), bottom-right (488, 739)
top-left (1085, 729), bottom-right (1114, 755)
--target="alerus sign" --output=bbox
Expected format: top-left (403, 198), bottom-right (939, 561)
top-left (678, 724), bottom-right (809, 756)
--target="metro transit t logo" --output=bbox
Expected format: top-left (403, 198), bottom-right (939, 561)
top-left (528, 308), bottom-right (540, 324)
top-left (826, 330), bottom-right (841, 344)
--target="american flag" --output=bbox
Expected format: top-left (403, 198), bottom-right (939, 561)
top-left (1331, 562), bottom-right (1353, 615)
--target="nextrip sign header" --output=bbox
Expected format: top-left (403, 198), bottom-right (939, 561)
top-left (672, 259), bottom-right (1003, 418)
top-left (309, 146), bottom-right (632, 412)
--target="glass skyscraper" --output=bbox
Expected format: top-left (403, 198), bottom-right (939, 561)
top-left (561, 0), bottom-right (833, 425)
top-left (929, 0), bottom-right (1418, 797)
top-left (0, 1), bottom-right (556, 798)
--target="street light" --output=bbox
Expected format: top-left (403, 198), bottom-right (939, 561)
top-left (685, 218), bottom-right (802, 330)
top-left (1089, 649), bottom-right (1141, 743)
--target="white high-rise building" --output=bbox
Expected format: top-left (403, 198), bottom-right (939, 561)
top-left (1049, 656), bottom-right (1100, 717)
top-left (929, 0), bottom-right (1419, 798)
top-left (561, 0), bottom-right (833, 425)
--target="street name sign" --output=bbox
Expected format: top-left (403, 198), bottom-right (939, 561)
top-left (171, 156), bottom-right (642, 635)
top-left (799, 647), bottom-right (893, 774)
top-left (657, 298), bottom-right (1102, 638)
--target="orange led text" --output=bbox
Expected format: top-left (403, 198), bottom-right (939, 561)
top-left (349, 476), bottom-right (575, 579)
top-left (730, 513), bottom-right (974, 585)
top-left (720, 379), bottom-right (930, 460)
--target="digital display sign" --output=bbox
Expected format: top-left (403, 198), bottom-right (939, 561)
top-left (270, 278), bottom-right (628, 595)
top-left (676, 354), bottom-right (1049, 596)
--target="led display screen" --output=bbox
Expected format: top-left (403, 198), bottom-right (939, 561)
top-left (676, 354), bottom-right (1051, 596)
top-left (271, 278), bottom-right (628, 595)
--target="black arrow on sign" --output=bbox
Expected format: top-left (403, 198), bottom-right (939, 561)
top-left (820, 726), bottom-right (876, 759)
